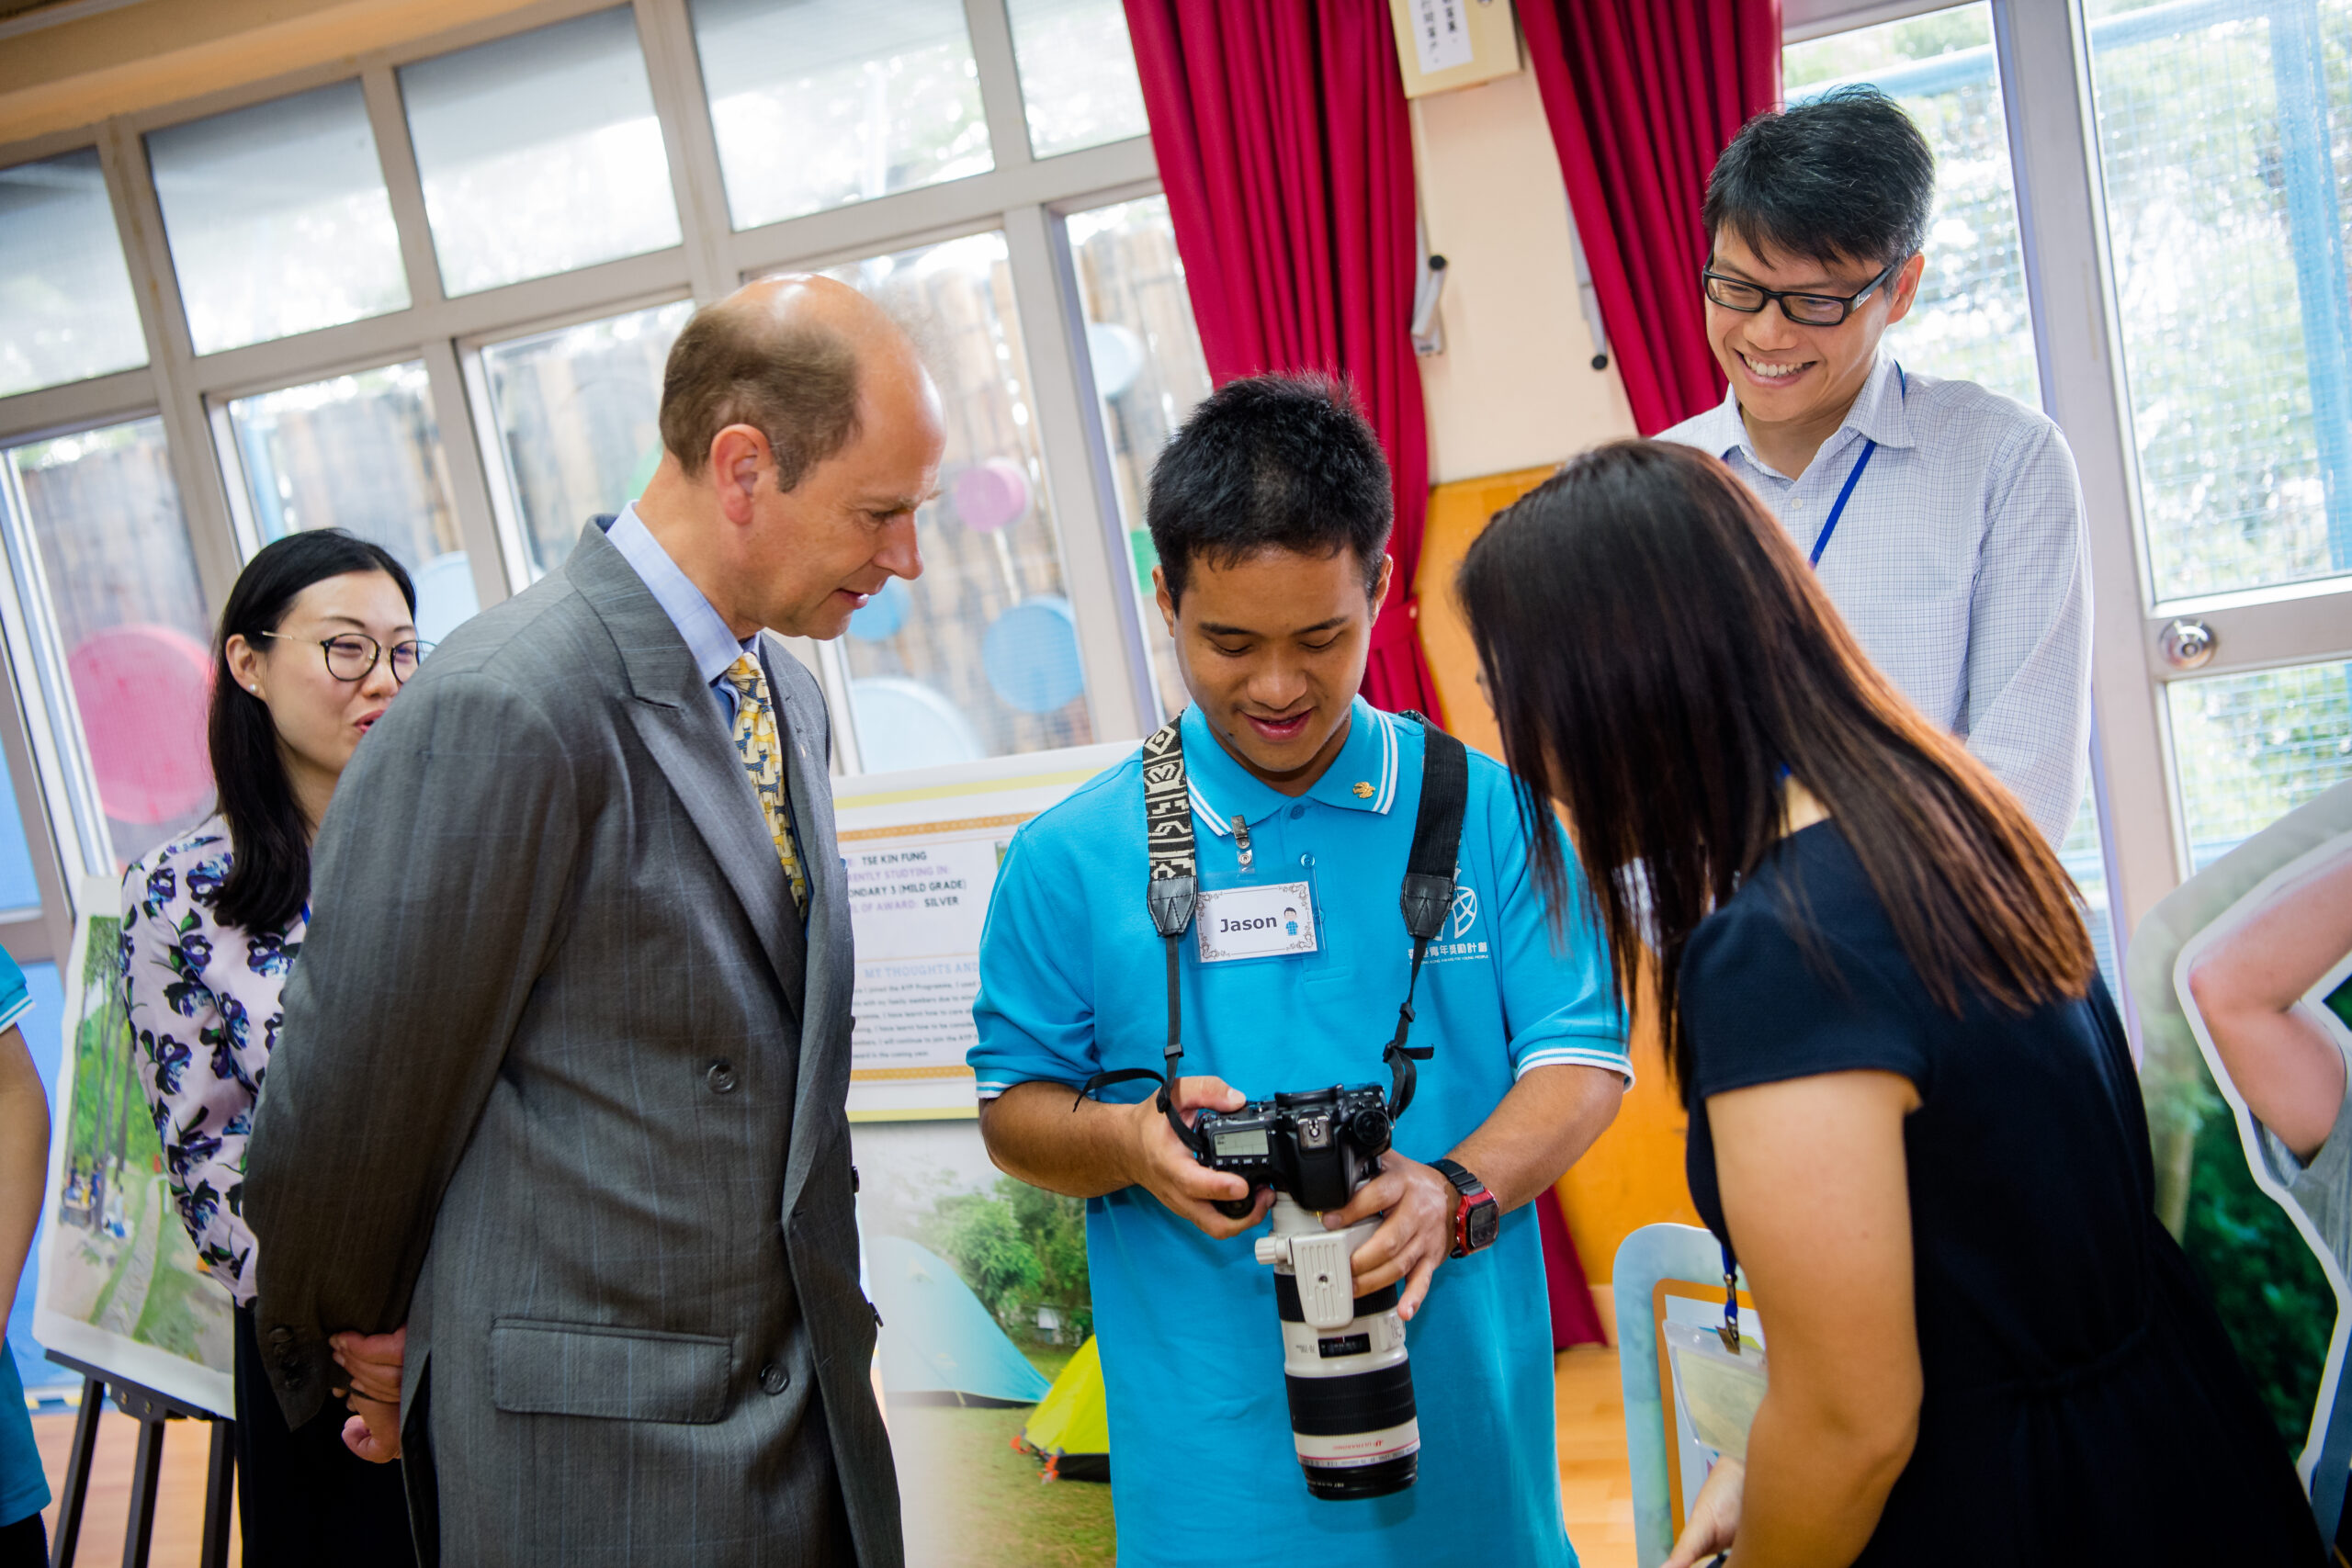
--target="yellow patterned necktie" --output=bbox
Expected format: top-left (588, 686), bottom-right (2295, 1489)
top-left (720, 653), bottom-right (809, 918)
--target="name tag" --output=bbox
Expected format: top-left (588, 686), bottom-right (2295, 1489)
top-left (1195, 881), bottom-right (1318, 964)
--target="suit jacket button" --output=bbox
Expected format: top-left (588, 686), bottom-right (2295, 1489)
top-left (759, 1362), bottom-right (789, 1395)
top-left (267, 1325), bottom-right (292, 1346)
top-left (707, 1061), bottom-right (738, 1094)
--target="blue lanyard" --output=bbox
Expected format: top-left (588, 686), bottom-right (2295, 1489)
top-left (1804, 364), bottom-right (1905, 569)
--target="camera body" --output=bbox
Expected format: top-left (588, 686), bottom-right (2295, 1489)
top-left (1192, 1084), bottom-right (1419, 1501)
top-left (1193, 1084), bottom-right (1394, 1216)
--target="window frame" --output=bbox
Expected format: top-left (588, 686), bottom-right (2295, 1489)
top-left (0, 0), bottom-right (1169, 928)
top-left (1792, 0), bottom-right (2352, 1000)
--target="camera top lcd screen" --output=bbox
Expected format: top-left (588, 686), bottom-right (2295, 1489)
top-left (1215, 1129), bottom-right (1272, 1158)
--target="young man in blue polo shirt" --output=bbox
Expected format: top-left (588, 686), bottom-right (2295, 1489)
top-left (971, 376), bottom-right (1629, 1565)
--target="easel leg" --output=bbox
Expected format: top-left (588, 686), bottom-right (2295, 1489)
top-left (118, 1416), bottom-right (164, 1568)
top-left (198, 1419), bottom-right (234, 1568)
top-left (51, 1377), bottom-right (103, 1568)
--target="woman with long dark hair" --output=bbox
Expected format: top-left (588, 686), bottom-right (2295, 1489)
top-left (1458, 442), bottom-right (2317, 1564)
top-left (120, 530), bottom-right (423, 1564)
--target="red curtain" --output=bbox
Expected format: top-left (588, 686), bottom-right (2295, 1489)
top-left (1121, 0), bottom-right (1442, 720)
top-left (1518, 0), bottom-right (1783, 435)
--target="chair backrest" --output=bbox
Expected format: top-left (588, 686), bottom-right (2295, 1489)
top-left (1612, 1222), bottom-right (1736, 1567)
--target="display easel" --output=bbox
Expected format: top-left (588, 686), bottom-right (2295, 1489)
top-left (43, 1351), bottom-right (233, 1568)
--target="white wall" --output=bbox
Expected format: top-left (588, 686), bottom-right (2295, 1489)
top-left (1410, 65), bottom-right (1638, 485)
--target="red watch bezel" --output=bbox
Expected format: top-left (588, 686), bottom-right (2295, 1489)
top-left (1450, 1184), bottom-right (1498, 1258)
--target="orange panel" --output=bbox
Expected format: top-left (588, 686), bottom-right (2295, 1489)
top-left (1413, 466), bottom-right (1702, 1284)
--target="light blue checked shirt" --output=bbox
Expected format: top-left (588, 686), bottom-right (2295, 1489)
top-left (1660, 355), bottom-right (2092, 843)
top-left (605, 503), bottom-right (757, 723)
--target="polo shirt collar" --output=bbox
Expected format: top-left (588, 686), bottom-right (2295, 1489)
top-left (1698, 351), bottom-right (1916, 477)
top-left (1180, 696), bottom-right (1401, 839)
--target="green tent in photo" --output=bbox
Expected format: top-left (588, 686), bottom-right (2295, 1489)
top-left (1020, 1335), bottom-right (1109, 1482)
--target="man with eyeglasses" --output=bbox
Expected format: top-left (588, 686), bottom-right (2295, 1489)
top-left (1658, 85), bottom-right (2091, 844)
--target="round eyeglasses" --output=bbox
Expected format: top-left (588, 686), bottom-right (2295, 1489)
top-left (258, 631), bottom-right (432, 685)
top-left (1701, 259), bottom-right (1899, 327)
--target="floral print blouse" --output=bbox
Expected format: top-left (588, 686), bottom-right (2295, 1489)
top-left (119, 816), bottom-right (302, 1307)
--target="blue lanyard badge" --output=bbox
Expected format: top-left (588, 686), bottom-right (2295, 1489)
top-left (1805, 363), bottom-right (1906, 570)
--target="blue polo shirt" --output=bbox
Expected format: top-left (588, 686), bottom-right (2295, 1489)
top-left (971, 698), bottom-right (1628, 1567)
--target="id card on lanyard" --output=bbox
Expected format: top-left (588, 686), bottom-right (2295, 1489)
top-left (1805, 363), bottom-right (1906, 570)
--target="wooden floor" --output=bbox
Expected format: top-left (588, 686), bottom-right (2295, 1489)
top-left (31, 1347), bottom-right (1636, 1566)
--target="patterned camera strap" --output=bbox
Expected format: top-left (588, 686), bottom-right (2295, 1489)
top-left (1075, 711), bottom-right (1467, 1135)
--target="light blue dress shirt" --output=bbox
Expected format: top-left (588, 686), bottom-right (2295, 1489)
top-left (605, 503), bottom-right (756, 722)
top-left (1660, 355), bottom-right (2092, 843)
top-left (971, 698), bottom-right (1629, 1568)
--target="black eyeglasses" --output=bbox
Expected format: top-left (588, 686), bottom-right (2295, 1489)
top-left (258, 631), bottom-right (431, 684)
top-left (1702, 259), bottom-right (1899, 326)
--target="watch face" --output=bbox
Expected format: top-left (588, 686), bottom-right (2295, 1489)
top-left (1465, 1200), bottom-right (1500, 1250)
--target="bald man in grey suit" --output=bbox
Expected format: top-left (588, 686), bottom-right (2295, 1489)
top-left (245, 277), bottom-right (943, 1566)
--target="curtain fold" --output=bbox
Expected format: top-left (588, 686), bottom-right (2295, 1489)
top-left (1518, 0), bottom-right (1783, 435)
top-left (1121, 0), bottom-right (1442, 719)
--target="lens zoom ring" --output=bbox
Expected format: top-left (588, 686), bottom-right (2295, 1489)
top-left (1284, 1363), bottom-right (1417, 1437)
top-left (1274, 1274), bottom-right (1403, 1323)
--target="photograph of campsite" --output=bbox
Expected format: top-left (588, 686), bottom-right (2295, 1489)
top-left (854, 1121), bottom-right (1113, 1567)
top-left (40, 905), bottom-right (234, 1390)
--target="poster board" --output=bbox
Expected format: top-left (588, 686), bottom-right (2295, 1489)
top-left (837, 741), bottom-right (1135, 1122)
top-left (1654, 1277), bottom-right (1765, 1535)
top-left (32, 874), bottom-right (236, 1416)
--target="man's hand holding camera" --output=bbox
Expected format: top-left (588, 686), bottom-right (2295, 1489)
top-left (1124, 1074), bottom-right (1275, 1238)
top-left (1318, 1151), bottom-right (1454, 1321)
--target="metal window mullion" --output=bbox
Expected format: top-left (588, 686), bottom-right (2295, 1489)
top-left (633, 0), bottom-right (735, 306)
top-left (360, 62), bottom-right (449, 316)
top-left (1002, 202), bottom-right (1153, 740)
top-left (418, 339), bottom-right (514, 610)
top-left (720, 139), bottom-right (1157, 284)
top-left (0, 372), bottom-right (161, 447)
top-left (457, 345), bottom-right (541, 595)
top-left (1991, 0), bottom-right (2180, 953)
top-left (966, 0), bottom-right (1037, 175)
top-left (96, 118), bottom-right (243, 613)
top-left (0, 456), bottom-right (113, 900)
top-left (0, 622), bottom-right (86, 960)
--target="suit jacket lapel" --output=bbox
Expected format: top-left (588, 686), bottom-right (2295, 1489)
top-left (768, 635), bottom-right (849, 1218)
top-left (565, 526), bottom-right (808, 1021)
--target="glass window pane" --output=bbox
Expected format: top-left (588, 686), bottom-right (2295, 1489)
top-left (1783, 2), bottom-right (2040, 406)
top-left (401, 7), bottom-right (682, 297)
top-left (147, 81), bottom-right (410, 355)
top-left (5, 419), bottom-right (213, 863)
top-left (481, 299), bottom-right (693, 578)
top-left (691, 0), bottom-right (991, 231)
top-left (1008, 0), bottom-right (1150, 159)
top-left (1067, 195), bottom-right (1213, 723)
top-left (815, 232), bottom-right (1092, 764)
top-left (2169, 660), bottom-right (2352, 870)
top-left (2085, 0), bottom-right (2352, 602)
top-left (0, 149), bottom-right (147, 397)
top-left (225, 364), bottom-right (479, 644)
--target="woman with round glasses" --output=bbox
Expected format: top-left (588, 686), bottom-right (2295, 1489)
top-left (119, 530), bottom-right (424, 1565)
top-left (1659, 85), bottom-right (2092, 852)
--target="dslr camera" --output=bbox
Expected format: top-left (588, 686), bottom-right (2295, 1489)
top-left (1193, 1085), bottom-right (1419, 1501)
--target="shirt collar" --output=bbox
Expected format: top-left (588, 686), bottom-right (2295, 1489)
top-left (1694, 352), bottom-right (1915, 476)
top-left (1180, 697), bottom-right (1400, 838)
top-left (606, 502), bottom-right (755, 688)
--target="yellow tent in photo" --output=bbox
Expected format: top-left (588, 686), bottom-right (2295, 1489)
top-left (1019, 1335), bottom-right (1109, 1482)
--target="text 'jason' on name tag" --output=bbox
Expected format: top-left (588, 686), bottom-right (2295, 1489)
top-left (1196, 881), bottom-right (1318, 964)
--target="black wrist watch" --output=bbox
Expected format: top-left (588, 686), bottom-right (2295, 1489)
top-left (1430, 1158), bottom-right (1499, 1258)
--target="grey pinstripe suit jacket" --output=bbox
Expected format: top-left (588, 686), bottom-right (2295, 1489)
top-left (246, 522), bottom-right (899, 1567)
